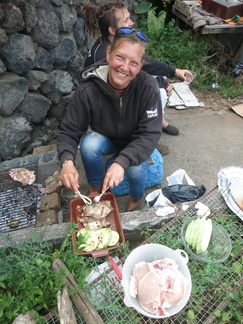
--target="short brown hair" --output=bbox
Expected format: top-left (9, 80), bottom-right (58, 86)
top-left (110, 30), bottom-right (148, 60)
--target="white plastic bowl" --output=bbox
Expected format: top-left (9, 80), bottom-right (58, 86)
top-left (122, 244), bottom-right (192, 319)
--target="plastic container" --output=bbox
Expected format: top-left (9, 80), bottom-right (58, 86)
top-left (70, 192), bottom-right (125, 258)
top-left (181, 216), bottom-right (232, 263)
top-left (122, 244), bottom-right (192, 319)
top-left (183, 71), bottom-right (196, 85)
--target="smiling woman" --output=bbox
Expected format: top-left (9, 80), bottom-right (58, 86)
top-left (106, 29), bottom-right (148, 93)
top-left (57, 29), bottom-right (162, 212)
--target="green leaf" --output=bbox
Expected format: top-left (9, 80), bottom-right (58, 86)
top-left (0, 282), bottom-right (5, 288)
top-left (232, 261), bottom-right (242, 275)
top-left (5, 310), bottom-right (14, 320)
top-left (36, 258), bottom-right (43, 266)
top-left (4, 293), bottom-right (14, 307)
top-left (43, 260), bottom-right (51, 268)
top-left (147, 9), bottom-right (166, 38)
top-left (187, 310), bottom-right (195, 319)
top-left (134, 2), bottom-right (152, 14)
top-left (214, 309), bottom-right (221, 317)
top-left (222, 311), bottom-right (230, 321)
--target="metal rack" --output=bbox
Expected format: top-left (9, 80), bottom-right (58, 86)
top-left (44, 186), bottom-right (242, 323)
top-left (0, 164), bottom-right (44, 232)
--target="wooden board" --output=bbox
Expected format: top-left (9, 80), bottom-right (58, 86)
top-left (202, 0), bottom-right (243, 20)
top-left (168, 82), bottom-right (204, 109)
top-left (172, 0), bottom-right (243, 34)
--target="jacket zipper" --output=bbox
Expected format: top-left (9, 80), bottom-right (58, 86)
top-left (119, 97), bottom-right (122, 111)
top-left (119, 97), bottom-right (123, 133)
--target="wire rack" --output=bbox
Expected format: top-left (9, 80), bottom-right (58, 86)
top-left (0, 164), bottom-right (44, 232)
top-left (0, 163), bottom-right (38, 190)
top-left (44, 186), bottom-right (243, 324)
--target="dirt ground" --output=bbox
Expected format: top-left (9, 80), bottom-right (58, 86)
top-left (192, 82), bottom-right (243, 112)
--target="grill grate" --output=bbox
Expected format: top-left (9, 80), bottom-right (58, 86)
top-left (0, 164), bottom-right (44, 232)
top-left (0, 164), bottom-right (38, 190)
top-left (0, 184), bottom-right (44, 232)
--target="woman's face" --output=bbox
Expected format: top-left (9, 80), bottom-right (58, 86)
top-left (106, 40), bottom-right (144, 90)
top-left (115, 8), bottom-right (134, 29)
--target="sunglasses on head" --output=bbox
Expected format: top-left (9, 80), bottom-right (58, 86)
top-left (116, 27), bottom-right (148, 42)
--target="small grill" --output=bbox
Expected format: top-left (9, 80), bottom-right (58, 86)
top-left (0, 164), bottom-right (45, 232)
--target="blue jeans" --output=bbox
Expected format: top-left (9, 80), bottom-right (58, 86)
top-left (80, 132), bottom-right (148, 201)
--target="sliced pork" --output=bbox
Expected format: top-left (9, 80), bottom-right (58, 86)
top-left (8, 168), bottom-right (36, 186)
top-left (130, 257), bottom-right (188, 316)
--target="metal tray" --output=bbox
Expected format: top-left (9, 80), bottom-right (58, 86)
top-left (70, 192), bottom-right (125, 258)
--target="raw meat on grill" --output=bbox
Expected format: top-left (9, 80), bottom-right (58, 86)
top-left (8, 168), bottom-right (36, 186)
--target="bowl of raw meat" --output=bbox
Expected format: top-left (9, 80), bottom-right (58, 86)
top-left (122, 244), bottom-right (192, 318)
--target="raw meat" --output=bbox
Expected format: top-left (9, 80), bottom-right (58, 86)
top-left (8, 168), bottom-right (36, 186)
top-left (130, 257), bottom-right (188, 316)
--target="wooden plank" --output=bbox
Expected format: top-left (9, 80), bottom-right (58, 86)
top-left (53, 258), bottom-right (105, 324)
top-left (167, 88), bottom-right (184, 107)
top-left (57, 286), bottom-right (77, 324)
top-left (173, 0), bottom-right (192, 16)
top-left (201, 25), bottom-right (243, 34)
top-left (168, 82), bottom-right (203, 108)
top-left (172, 7), bottom-right (193, 26)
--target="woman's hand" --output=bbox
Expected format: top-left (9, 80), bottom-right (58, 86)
top-left (102, 162), bottom-right (124, 192)
top-left (59, 160), bottom-right (80, 193)
top-left (175, 68), bottom-right (192, 81)
top-left (165, 83), bottom-right (173, 97)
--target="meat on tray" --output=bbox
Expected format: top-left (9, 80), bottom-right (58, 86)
top-left (82, 218), bottom-right (111, 230)
top-left (8, 168), bottom-right (36, 186)
top-left (76, 200), bottom-right (113, 230)
top-left (130, 258), bottom-right (188, 316)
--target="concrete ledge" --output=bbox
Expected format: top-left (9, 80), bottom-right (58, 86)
top-left (0, 222), bottom-right (71, 248)
top-left (120, 209), bottom-right (172, 242)
top-left (0, 209), bottom-right (173, 249)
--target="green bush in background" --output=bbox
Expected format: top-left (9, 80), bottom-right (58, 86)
top-left (134, 2), bottom-right (243, 98)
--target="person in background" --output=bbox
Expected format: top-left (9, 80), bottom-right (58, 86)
top-left (81, 0), bottom-right (193, 144)
top-left (57, 29), bottom-right (162, 211)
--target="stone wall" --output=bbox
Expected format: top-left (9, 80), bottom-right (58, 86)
top-left (0, 0), bottom-right (136, 162)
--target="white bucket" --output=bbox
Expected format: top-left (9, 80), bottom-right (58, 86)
top-left (122, 243), bottom-right (192, 319)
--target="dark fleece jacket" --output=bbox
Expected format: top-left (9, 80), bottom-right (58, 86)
top-left (57, 61), bottom-right (162, 170)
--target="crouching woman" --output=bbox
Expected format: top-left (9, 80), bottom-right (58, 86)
top-left (57, 28), bottom-right (162, 211)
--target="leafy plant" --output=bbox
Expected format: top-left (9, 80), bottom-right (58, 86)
top-left (147, 9), bottom-right (166, 38)
top-left (0, 225), bottom-right (92, 323)
top-left (133, 1), bottom-right (152, 14)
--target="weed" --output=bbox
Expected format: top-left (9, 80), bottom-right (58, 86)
top-left (0, 225), bottom-right (93, 323)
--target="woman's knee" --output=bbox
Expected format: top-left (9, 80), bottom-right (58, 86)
top-left (81, 132), bottom-right (102, 153)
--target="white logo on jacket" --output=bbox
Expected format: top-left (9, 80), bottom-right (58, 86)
top-left (146, 108), bottom-right (158, 118)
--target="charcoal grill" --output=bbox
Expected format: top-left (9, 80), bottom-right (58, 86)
top-left (0, 164), bottom-right (45, 232)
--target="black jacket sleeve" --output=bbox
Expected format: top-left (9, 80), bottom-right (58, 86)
top-left (83, 38), bottom-right (109, 69)
top-left (142, 56), bottom-right (176, 77)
